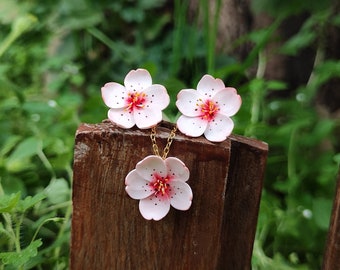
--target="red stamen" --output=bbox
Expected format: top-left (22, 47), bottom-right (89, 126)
top-left (126, 92), bottom-right (146, 112)
top-left (200, 100), bottom-right (219, 121)
top-left (152, 176), bottom-right (170, 197)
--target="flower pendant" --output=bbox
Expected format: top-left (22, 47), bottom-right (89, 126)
top-left (125, 155), bottom-right (193, 221)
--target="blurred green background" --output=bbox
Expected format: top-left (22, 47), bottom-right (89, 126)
top-left (0, 0), bottom-right (339, 269)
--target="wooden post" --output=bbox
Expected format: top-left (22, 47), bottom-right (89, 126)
top-left (71, 120), bottom-right (268, 269)
top-left (322, 169), bottom-right (340, 270)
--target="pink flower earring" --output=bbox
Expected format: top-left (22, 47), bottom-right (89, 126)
top-left (101, 68), bottom-right (170, 129)
top-left (101, 69), bottom-right (193, 221)
top-left (176, 74), bottom-right (242, 142)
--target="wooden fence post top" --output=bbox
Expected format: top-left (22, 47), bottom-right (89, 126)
top-left (75, 119), bottom-right (268, 153)
top-left (71, 120), bottom-right (268, 270)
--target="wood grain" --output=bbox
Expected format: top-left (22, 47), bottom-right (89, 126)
top-left (71, 120), bottom-right (268, 269)
top-left (322, 169), bottom-right (340, 270)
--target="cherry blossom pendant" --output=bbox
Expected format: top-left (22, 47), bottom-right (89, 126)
top-left (125, 155), bottom-right (192, 221)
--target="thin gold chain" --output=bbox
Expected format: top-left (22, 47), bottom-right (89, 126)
top-left (150, 126), bottom-right (177, 159)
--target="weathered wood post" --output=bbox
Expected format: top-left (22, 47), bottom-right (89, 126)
top-left (71, 120), bottom-right (268, 269)
top-left (322, 169), bottom-right (340, 270)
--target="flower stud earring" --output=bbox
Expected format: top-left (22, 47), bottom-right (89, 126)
top-left (176, 74), bottom-right (242, 142)
top-left (101, 68), bottom-right (170, 129)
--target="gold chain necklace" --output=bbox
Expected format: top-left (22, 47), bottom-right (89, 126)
top-left (150, 126), bottom-right (177, 159)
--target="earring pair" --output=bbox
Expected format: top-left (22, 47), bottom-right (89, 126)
top-left (101, 68), bottom-right (242, 142)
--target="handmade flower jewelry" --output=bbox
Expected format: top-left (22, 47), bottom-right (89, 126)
top-left (101, 68), bottom-right (192, 221)
top-left (125, 126), bottom-right (193, 221)
top-left (101, 68), bottom-right (170, 129)
top-left (176, 74), bottom-right (242, 142)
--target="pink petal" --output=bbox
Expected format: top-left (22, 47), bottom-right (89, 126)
top-left (108, 108), bottom-right (135, 128)
top-left (135, 155), bottom-right (167, 180)
top-left (133, 107), bottom-right (163, 129)
top-left (144, 84), bottom-right (170, 110)
top-left (176, 89), bottom-right (202, 117)
top-left (170, 181), bottom-right (193, 211)
top-left (125, 170), bottom-right (154, 199)
top-left (204, 114), bottom-right (234, 142)
top-left (124, 69), bottom-right (152, 92)
top-left (197, 74), bottom-right (225, 97)
top-left (165, 157), bottom-right (190, 182)
top-left (101, 82), bottom-right (127, 108)
top-left (213, 87), bottom-right (242, 116)
top-left (177, 115), bottom-right (208, 137)
top-left (139, 195), bottom-right (171, 221)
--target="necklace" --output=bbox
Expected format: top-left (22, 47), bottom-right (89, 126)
top-left (125, 125), bottom-right (193, 221)
top-left (150, 126), bottom-right (177, 159)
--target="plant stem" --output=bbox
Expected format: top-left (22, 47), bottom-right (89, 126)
top-left (245, 51), bottom-right (266, 137)
top-left (200, 0), bottom-right (221, 74)
top-left (287, 127), bottom-right (298, 192)
top-left (37, 147), bottom-right (56, 180)
top-left (53, 202), bottom-right (72, 265)
top-left (31, 217), bottom-right (64, 243)
top-left (37, 201), bottom-right (71, 215)
top-left (171, 0), bottom-right (187, 76)
top-left (14, 214), bottom-right (24, 253)
top-left (0, 181), bottom-right (17, 251)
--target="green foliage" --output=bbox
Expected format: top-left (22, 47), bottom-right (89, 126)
top-left (0, 0), bottom-right (339, 269)
top-left (0, 240), bottom-right (42, 268)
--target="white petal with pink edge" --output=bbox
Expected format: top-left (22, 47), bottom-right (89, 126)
top-left (204, 114), bottom-right (234, 142)
top-left (101, 82), bottom-right (127, 108)
top-left (133, 107), bottom-right (163, 129)
top-left (213, 87), bottom-right (242, 117)
top-left (165, 157), bottom-right (190, 182)
top-left (124, 69), bottom-right (152, 92)
top-left (139, 195), bottom-right (171, 221)
top-left (125, 170), bottom-right (154, 199)
top-left (197, 74), bottom-right (225, 96)
top-left (176, 89), bottom-right (202, 117)
top-left (177, 115), bottom-right (208, 137)
top-left (170, 181), bottom-right (193, 210)
top-left (108, 108), bottom-right (135, 128)
top-left (135, 155), bottom-right (167, 180)
top-left (144, 84), bottom-right (170, 110)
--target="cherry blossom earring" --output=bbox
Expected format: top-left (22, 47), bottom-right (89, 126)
top-left (176, 74), bottom-right (242, 142)
top-left (101, 69), bottom-right (193, 221)
top-left (101, 68), bottom-right (169, 129)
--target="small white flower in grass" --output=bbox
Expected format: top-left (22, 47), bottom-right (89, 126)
top-left (101, 69), bottom-right (170, 129)
top-left (176, 74), bottom-right (242, 142)
top-left (125, 155), bottom-right (192, 221)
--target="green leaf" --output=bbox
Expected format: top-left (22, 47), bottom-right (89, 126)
top-left (0, 239), bottom-right (42, 266)
top-left (0, 192), bottom-right (20, 213)
top-left (0, 135), bottom-right (21, 157)
top-left (266, 80), bottom-right (287, 91)
top-left (16, 193), bottom-right (46, 213)
top-left (8, 137), bottom-right (41, 160)
top-left (45, 178), bottom-right (70, 204)
top-left (313, 198), bottom-right (332, 230)
top-left (6, 137), bottom-right (41, 172)
top-left (0, 175), bottom-right (26, 196)
top-left (280, 31), bottom-right (316, 56)
top-left (6, 137), bottom-right (42, 172)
